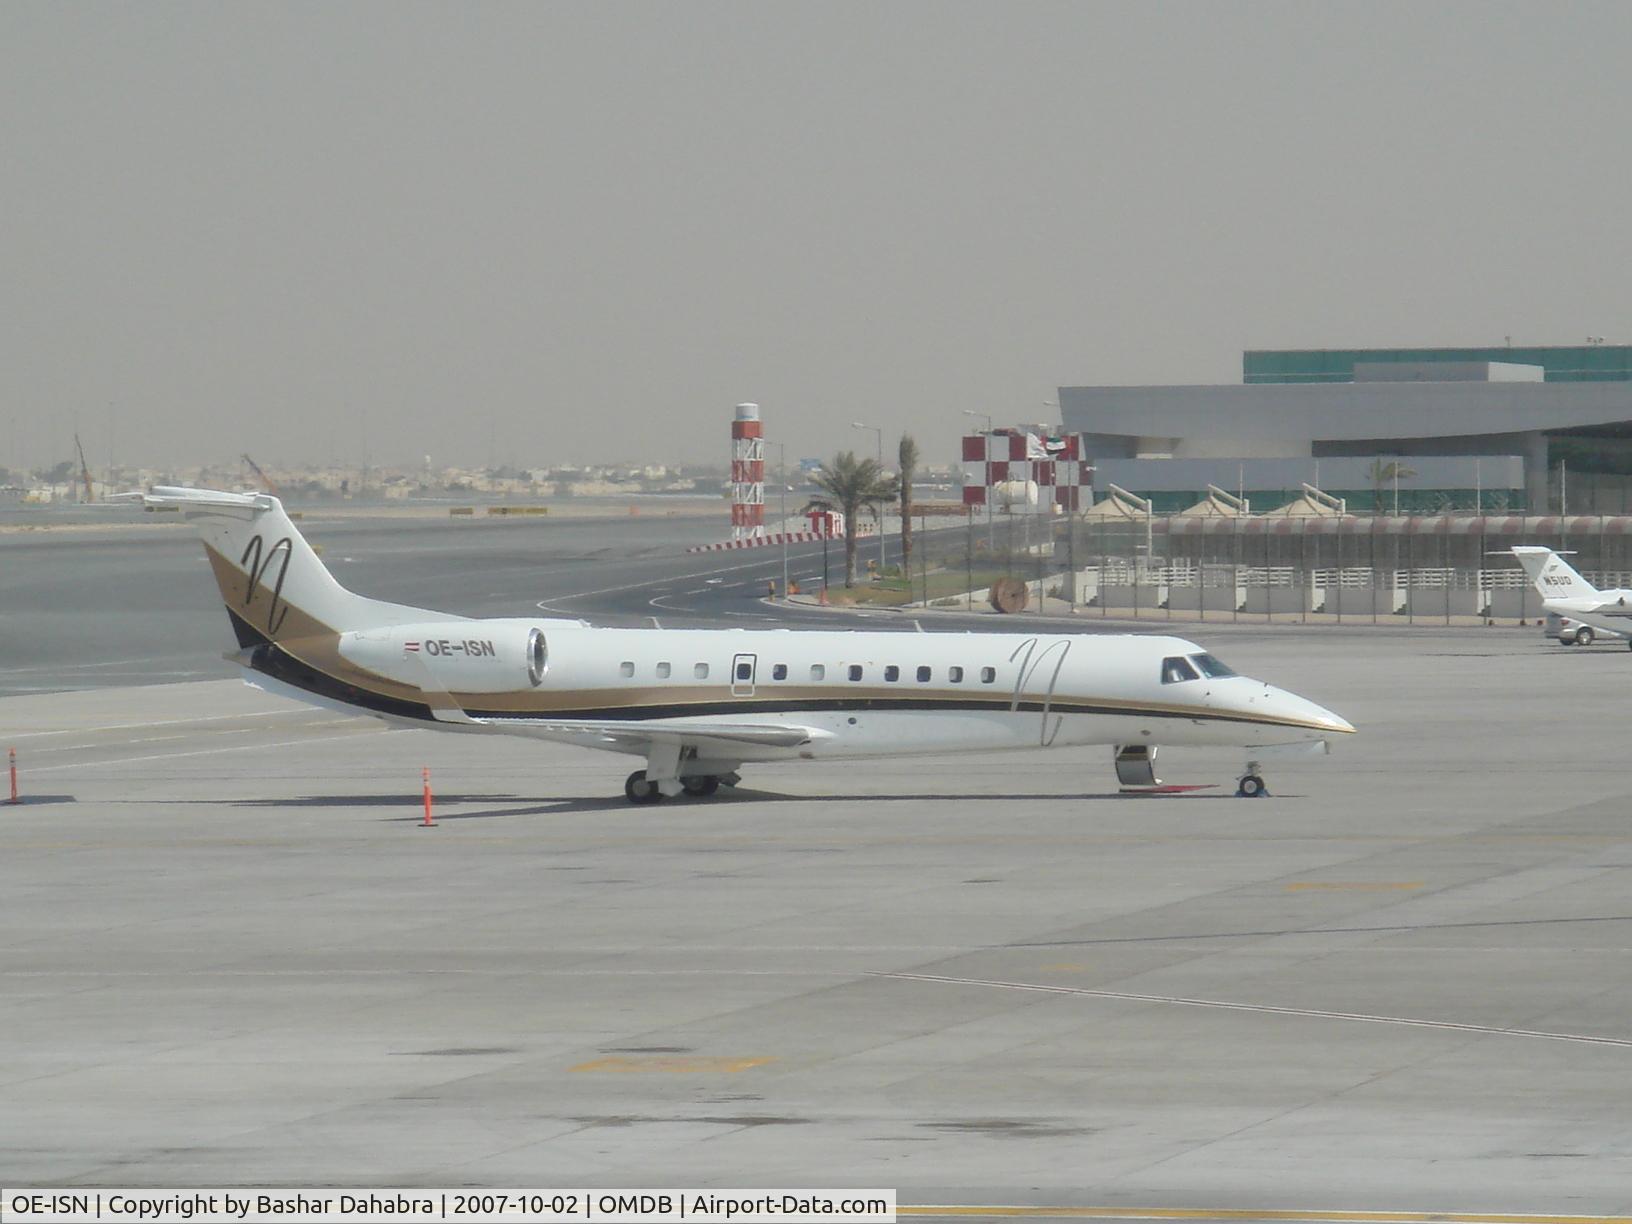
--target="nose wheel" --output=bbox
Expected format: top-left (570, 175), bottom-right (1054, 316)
top-left (1236, 761), bottom-right (1269, 798)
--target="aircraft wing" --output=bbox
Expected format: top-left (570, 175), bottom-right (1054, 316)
top-left (465, 715), bottom-right (827, 754)
top-left (1549, 602), bottom-right (1632, 639)
top-left (396, 649), bottom-right (826, 753)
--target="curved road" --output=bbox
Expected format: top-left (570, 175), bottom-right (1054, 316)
top-left (4, 511), bottom-right (1092, 696)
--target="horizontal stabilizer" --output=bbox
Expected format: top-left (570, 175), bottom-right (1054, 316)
top-left (119, 487), bottom-right (274, 512)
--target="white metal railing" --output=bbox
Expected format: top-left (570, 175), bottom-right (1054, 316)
top-left (1083, 559), bottom-right (1632, 594)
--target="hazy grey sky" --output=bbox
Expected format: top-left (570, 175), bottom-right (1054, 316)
top-left (5, 1), bottom-right (1631, 473)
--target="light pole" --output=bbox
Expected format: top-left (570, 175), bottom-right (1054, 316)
top-left (961, 409), bottom-right (995, 551)
top-left (852, 421), bottom-right (886, 572)
top-left (1042, 398), bottom-right (1061, 609)
top-left (779, 442), bottom-right (789, 599)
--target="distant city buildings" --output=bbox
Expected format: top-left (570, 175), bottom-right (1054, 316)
top-left (0, 458), bottom-right (725, 505)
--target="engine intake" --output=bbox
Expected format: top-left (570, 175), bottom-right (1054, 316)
top-left (338, 621), bottom-right (551, 694)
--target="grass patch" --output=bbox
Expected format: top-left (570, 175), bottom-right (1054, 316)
top-left (825, 567), bottom-right (1011, 607)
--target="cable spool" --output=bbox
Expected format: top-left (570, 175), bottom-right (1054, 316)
top-left (988, 576), bottom-right (1029, 614)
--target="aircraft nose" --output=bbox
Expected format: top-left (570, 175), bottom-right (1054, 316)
top-left (1314, 705), bottom-right (1356, 735)
top-left (1281, 689), bottom-right (1355, 735)
top-left (1221, 678), bottom-right (1356, 738)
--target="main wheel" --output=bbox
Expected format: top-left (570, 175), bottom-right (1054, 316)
top-left (1236, 774), bottom-right (1267, 798)
top-left (624, 770), bottom-right (663, 804)
top-left (681, 775), bottom-right (721, 797)
top-left (1576, 626), bottom-right (1595, 647)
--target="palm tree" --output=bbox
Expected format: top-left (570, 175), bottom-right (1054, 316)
top-left (897, 434), bottom-right (919, 573)
top-left (1366, 458), bottom-right (1417, 515)
top-left (809, 451), bottom-right (897, 587)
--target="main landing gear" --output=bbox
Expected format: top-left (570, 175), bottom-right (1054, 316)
top-left (1236, 760), bottom-right (1269, 798)
top-left (624, 770), bottom-right (662, 804)
top-left (624, 770), bottom-right (737, 805)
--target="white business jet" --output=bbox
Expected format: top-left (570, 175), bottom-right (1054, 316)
top-left (135, 487), bottom-right (1353, 801)
top-left (1511, 546), bottom-right (1632, 647)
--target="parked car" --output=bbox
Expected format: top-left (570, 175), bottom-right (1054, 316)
top-left (1544, 612), bottom-right (1607, 646)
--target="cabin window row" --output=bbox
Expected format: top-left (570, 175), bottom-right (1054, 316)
top-left (620, 661), bottom-right (712, 679)
top-left (871, 664), bottom-right (997, 684)
top-left (615, 662), bottom-right (999, 684)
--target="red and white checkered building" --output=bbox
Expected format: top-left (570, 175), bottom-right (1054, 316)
top-left (961, 430), bottom-right (1093, 511)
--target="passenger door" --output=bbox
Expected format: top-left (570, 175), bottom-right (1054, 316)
top-left (731, 653), bottom-right (757, 697)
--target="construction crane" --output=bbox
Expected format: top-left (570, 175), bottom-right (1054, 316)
top-left (241, 453), bottom-right (280, 496)
top-left (73, 433), bottom-right (96, 503)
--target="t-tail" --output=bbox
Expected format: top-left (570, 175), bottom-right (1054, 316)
top-left (134, 488), bottom-right (554, 726)
top-left (1510, 546), bottom-right (1599, 600)
top-left (135, 487), bottom-right (457, 647)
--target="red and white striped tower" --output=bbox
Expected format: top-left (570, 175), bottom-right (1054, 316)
top-left (731, 403), bottom-right (766, 541)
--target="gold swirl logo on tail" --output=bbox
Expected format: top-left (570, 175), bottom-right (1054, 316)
top-left (239, 534), bottom-right (293, 635)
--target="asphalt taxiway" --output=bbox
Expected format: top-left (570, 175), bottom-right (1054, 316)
top-left (0, 504), bottom-right (916, 697)
top-left (5, 511), bottom-right (1632, 1213)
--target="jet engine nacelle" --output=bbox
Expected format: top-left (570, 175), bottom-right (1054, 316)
top-left (338, 621), bottom-right (548, 693)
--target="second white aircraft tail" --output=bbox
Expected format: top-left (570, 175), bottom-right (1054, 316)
top-left (1511, 546), bottom-right (1599, 600)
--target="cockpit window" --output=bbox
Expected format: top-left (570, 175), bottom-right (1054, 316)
top-left (1161, 656), bottom-right (1201, 684)
top-left (1189, 653), bottom-right (1236, 679)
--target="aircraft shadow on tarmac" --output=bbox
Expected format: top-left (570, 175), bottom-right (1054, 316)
top-left (727, 789), bottom-right (1277, 803)
top-left (200, 789), bottom-right (1286, 819)
top-left (210, 789), bottom-right (1289, 820)
top-left (229, 793), bottom-right (525, 808)
top-left (383, 804), bottom-right (578, 821)
top-left (220, 793), bottom-right (572, 821)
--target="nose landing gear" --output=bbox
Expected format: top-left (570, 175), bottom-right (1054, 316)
top-left (1236, 761), bottom-right (1269, 798)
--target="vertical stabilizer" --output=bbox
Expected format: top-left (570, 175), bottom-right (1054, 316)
top-left (137, 487), bottom-right (455, 647)
top-left (1511, 546), bottom-right (1599, 600)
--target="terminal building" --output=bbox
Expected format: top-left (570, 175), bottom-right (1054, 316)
top-left (1059, 345), bottom-right (1632, 513)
